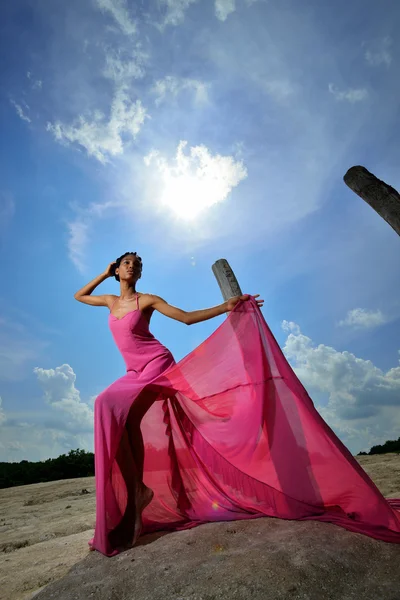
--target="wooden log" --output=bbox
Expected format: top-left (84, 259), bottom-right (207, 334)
top-left (212, 259), bottom-right (242, 301)
top-left (343, 166), bottom-right (400, 236)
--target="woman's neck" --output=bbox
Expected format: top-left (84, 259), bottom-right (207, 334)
top-left (119, 283), bottom-right (137, 299)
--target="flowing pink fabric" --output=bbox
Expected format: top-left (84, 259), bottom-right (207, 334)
top-left (89, 296), bottom-right (400, 556)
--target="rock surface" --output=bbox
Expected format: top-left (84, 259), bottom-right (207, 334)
top-left (0, 454), bottom-right (399, 600)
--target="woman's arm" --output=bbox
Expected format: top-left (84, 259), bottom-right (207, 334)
top-left (74, 263), bottom-right (116, 307)
top-left (148, 295), bottom-right (227, 325)
top-left (147, 293), bottom-right (263, 325)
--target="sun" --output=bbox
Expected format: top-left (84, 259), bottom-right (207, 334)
top-left (144, 141), bottom-right (247, 221)
top-left (160, 170), bottom-right (227, 221)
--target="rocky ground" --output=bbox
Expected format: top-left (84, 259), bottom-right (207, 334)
top-left (0, 453), bottom-right (399, 600)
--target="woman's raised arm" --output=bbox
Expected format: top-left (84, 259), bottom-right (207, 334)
top-left (74, 263), bottom-right (116, 308)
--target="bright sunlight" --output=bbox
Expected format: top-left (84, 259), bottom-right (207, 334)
top-left (144, 141), bottom-right (247, 220)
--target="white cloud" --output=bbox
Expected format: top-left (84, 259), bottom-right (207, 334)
top-left (0, 421), bottom-right (93, 462)
top-left (157, 0), bottom-right (260, 26)
top-left (280, 325), bottom-right (400, 454)
top-left (7, 441), bottom-right (24, 452)
top-left (144, 140), bottom-right (247, 219)
top-left (262, 79), bottom-right (295, 102)
top-left (158, 0), bottom-right (199, 28)
top-left (66, 198), bottom-right (120, 272)
top-left (152, 76), bottom-right (209, 106)
top-left (67, 219), bottom-right (89, 274)
top-left (47, 87), bottom-right (147, 163)
top-left (34, 364), bottom-right (94, 432)
top-left (215, 0), bottom-right (236, 21)
top-left (88, 395), bottom-right (98, 410)
top-left (156, 0), bottom-right (260, 26)
top-left (0, 367), bottom-right (96, 462)
top-left (103, 46), bottom-right (147, 83)
top-left (0, 370), bottom-right (96, 461)
top-left (328, 83), bottom-right (368, 103)
top-left (364, 36), bottom-right (392, 67)
top-left (27, 71), bottom-right (43, 90)
top-left (246, 73), bottom-right (296, 104)
top-left (0, 397), bottom-right (6, 426)
top-left (282, 320), bottom-right (301, 336)
top-left (95, 0), bottom-right (137, 35)
top-left (338, 308), bottom-right (387, 330)
top-left (10, 99), bottom-right (31, 123)
top-left (281, 321), bottom-right (400, 433)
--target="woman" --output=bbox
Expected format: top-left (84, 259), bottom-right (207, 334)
top-left (74, 251), bottom-right (264, 555)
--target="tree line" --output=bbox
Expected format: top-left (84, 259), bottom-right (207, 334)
top-left (1, 436), bottom-right (399, 489)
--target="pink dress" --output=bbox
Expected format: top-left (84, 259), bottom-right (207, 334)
top-left (89, 296), bottom-right (400, 556)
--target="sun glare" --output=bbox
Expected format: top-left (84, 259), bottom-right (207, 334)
top-left (160, 171), bottom-right (228, 220)
top-left (145, 141), bottom-right (248, 221)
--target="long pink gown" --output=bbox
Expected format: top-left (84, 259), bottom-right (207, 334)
top-left (89, 296), bottom-right (400, 556)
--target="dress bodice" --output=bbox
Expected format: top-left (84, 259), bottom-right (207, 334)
top-left (108, 299), bottom-right (172, 373)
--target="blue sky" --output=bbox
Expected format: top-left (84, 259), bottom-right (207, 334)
top-left (0, 0), bottom-right (399, 462)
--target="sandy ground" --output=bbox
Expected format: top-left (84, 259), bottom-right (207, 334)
top-left (0, 453), bottom-right (399, 600)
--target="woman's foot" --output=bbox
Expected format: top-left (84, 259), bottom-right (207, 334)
top-left (107, 483), bottom-right (154, 550)
top-left (132, 484), bottom-right (154, 546)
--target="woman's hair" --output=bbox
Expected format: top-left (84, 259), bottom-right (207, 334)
top-left (112, 252), bottom-right (143, 282)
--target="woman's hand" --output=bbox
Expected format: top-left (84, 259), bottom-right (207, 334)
top-left (103, 262), bottom-right (117, 278)
top-left (226, 294), bottom-right (264, 312)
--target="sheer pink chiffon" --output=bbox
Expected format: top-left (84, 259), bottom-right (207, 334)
top-left (89, 297), bottom-right (400, 556)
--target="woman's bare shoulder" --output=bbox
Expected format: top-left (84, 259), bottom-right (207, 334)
top-left (138, 293), bottom-right (162, 309)
top-left (107, 294), bottom-right (119, 306)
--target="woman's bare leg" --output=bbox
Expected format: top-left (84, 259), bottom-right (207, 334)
top-left (107, 426), bottom-right (138, 548)
top-left (126, 418), bottom-right (145, 481)
top-left (108, 393), bottom-right (157, 548)
top-left (126, 393), bottom-right (156, 542)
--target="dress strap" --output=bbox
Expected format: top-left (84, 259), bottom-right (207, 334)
top-left (136, 293), bottom-right (139, 310)
top-left (109, 296), bottom-right (119, 312)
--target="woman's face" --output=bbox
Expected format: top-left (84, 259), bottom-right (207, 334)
top-left (116, 254), bottom-right (142, 282)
